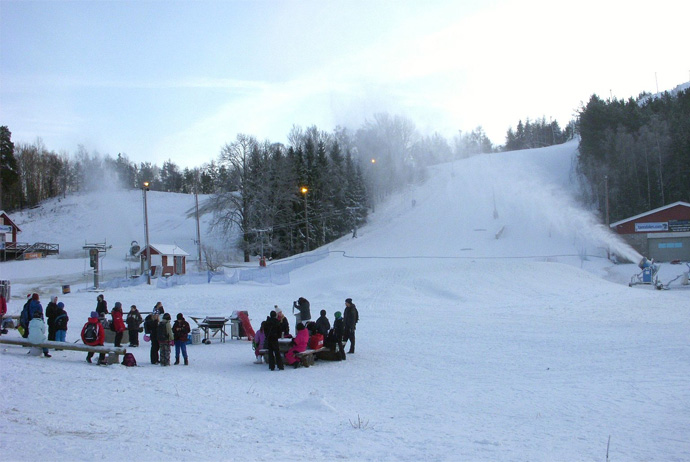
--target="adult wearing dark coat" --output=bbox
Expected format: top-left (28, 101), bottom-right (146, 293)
top-left (95, 294), bottom-right (108, 317)
top-left (173, 313), bottom-right (191, 365)
top-left (144, 310), bottom-right (160, 364)
top-left (126, 305), bottom-right (143, 347)
top-left (293, 297), bottom-right (311, 323)
top-left (264, 311), bottom-right (284, 371)
top-left (315, 309), bottom-right (331, 336)
top-left (343, 298), bottom-right (359, 354)
top-left (45, 296), bottom-right (59, 341)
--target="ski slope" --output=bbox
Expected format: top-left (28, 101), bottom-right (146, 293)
top-left (1, 140), bottom-right (689, 462)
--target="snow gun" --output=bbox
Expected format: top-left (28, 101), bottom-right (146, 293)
top-left (629, 257), bottom-right (662, 289)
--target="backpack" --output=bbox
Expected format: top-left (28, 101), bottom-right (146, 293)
top-left (83, 322), bottom-right (98, 343)
top-left (157, 321), bottom-right (170, 342)
top-left (324, 328), bottom-right (338, 348)
top-left (121, 352), bottom-right (137, 367)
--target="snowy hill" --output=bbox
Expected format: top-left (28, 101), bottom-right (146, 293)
top-left (1, 141), bottom-right (689, 461)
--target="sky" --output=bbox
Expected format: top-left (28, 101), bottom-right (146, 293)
top-left (1, 0), bottom-right (689, 169)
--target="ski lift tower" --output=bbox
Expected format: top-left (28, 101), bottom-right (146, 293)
top-left (83, 241), bottom-right (109, 290)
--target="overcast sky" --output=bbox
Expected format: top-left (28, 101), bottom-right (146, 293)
top-left (1, 0), bottom-right (688, 168)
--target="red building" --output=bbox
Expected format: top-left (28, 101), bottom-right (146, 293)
top-left (610, 201), bottom-right (690, 262)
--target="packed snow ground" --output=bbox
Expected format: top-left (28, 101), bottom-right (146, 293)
top-left (2, 140), bottom-right (689, 461)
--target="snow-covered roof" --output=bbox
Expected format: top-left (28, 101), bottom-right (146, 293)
top-left (609, 201), bottom-right (690, 228)
top-left (0, 210), bottom-right (21, 232)
top-left (139, 243), bottom-right (189, 256)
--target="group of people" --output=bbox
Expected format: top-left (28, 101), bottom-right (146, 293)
top-left (92, 298), bottom-right (191, 367)
top-left (19, 293), bottom-right (70, 358)
top-left (253, 297), bottom-right (359, 370)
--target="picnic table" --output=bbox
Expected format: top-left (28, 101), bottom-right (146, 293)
top-left (190, 316), bottom-right (231, 343)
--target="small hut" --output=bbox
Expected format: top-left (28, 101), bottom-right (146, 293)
top-left (138, 244), bottom-right (189, 277)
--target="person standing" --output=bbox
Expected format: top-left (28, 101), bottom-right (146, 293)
top-left (315, 309), bottom-right (330, 336)
top-left (45, 295), bottom-right (59, 341)
top-left (172, 313), bottom-right (190, 365)
top-left (276, 308), bottom-right (290, 337)
top-left (264, 310), bottom-right (284, 371)
top-left (95, 294), bottom-right (108, 317)
top-left (126, 305), bottom-right (143, 347)
top-left (54, 302), bottom-right (69, 343)
top-left (157, 313), bottom-right (174, 366)
top-left (293, 297), bottom-right (311, 323)
top-left (333, 311), bottom-right (346, 361)
top-left (28, 311), bottom-right (51, 357)
top-left (82, 311), bottom-right (106, 365)
top-left (144, 310), bottom-right (160, 364)
top-left (111, 302), bottom-right (126, 347)
top-left (343, 298), bottom-right (359, 354)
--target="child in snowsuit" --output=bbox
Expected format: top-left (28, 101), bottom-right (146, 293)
top-left (253, 321), bottom-right (266, 364)
top-left (27, 311), bottom-right (51, 357)
top-left (172, 313), bottom-right (190, 365)
top-left (157, 313), bottom-right (174, 366)
top-left (333, 311), bottom-right (346, 361)
top-left (54, 302), bottom-right (69, 343)
top-left (285, 322), bottom-right (309, 367)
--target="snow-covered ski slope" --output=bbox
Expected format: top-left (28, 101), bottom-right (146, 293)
top-left (1, 140), bottom-right (689, 462)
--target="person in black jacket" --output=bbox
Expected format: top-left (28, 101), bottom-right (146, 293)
top-left (315, 309), bottom-right (330, 336)
top-left (95, 294), bottom-right (108, 317)
top-left (292, 297), bottom-right (311, 323)
top-left (264, 311), bottom-right (284, 371)
top-left (333, 311), bottom-right (346, 361)
top-left (45, 296), bottom-right (59, 341)
top-left (126, 305), bottom-right (143, 347)
top-left (343, 298), bottom-right (359, 354)
top-left (144, 310), bottom-right (160, 364)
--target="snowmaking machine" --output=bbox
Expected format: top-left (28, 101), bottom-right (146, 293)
top-left (629, 257), bottom-right (662, 289)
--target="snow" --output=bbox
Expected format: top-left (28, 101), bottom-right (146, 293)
top-left (1, 140), bottom-right (689, 461)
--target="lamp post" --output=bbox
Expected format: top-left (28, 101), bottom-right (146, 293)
top-left (301, 186), bottom-right (309, 252)
top-left (142, 181), bottom-right (151, 285)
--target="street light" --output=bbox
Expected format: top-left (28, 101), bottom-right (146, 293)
top-left (142, 181), bottom-right (151, 285)
top-left (301, 186), bottom-right (309, 252)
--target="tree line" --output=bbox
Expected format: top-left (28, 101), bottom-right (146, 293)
top-left (576, 88), bottom-right (690, 223)
top-left (1, 110), bottom-right (577, 260)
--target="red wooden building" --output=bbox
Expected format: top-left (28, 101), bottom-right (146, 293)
top-left (610, 201), bottom-right (690, 262)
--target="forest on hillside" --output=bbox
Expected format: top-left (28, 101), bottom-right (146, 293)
top-left (577, 87), bottom-right (690, 223)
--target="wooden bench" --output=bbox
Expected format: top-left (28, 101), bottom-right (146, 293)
top-left (258, 347), bottom-right (329, 367)
top-left (295, 347), bottom-right (328, 367)
top-left (0, 338), bottom-right (127, 365)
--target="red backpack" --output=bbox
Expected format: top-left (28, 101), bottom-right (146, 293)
top-left (308, 333), bottom-right (324, 350)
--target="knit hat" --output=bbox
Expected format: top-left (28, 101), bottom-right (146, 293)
top-left (176, 313), bottom-right (184, 320)
top-left (335, 311), bottom-right (342, 319)
top-left (163, 313), bottom-right (171, 320)
top-left (114, 302), bottom-right (122, 310)
top-left (345, 298), bottom-right (352, 304)
top-left (90, 311), bottom-right (98, 318)
top-left (57, 302), bottom-right (64, 309)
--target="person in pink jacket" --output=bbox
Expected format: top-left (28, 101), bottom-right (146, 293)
top-left (285, 323), bottom-right (309, 367)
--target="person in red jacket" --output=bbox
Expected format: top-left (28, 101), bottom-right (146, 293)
top-left (285, 323), bottom-right (309, 367)
top-left (82, 311), bottom-right (106, 365)
top-left (111, 302), bottom-right (127, 347)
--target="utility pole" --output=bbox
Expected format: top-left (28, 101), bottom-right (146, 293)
top-left (301, 186), bottom-right (309, 251)
top-left (142, 182), bottom-right (151, 285)
top-left (194, 191), bottom-right (202, 271)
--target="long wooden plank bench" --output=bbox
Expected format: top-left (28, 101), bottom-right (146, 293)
top-left (0, 337), bottom-right (127, 365)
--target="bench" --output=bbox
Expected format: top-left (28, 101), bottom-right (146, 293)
top-left (0, 338), bottom-right (127, 365)
top-left (295, 347), bottom-right (328, 367)
top-left (257, 347), bottom-right (329, 367)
